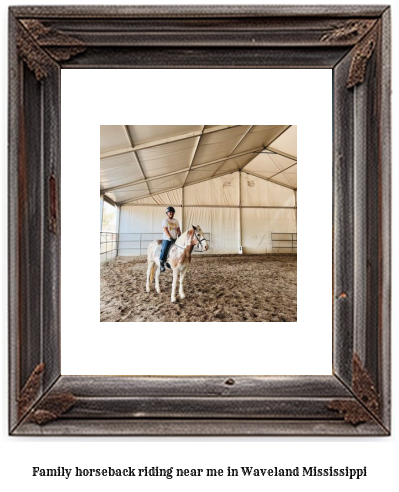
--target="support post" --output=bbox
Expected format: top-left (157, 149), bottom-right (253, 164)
top-left (238, 170), bottom-right (242, 254)
top-left (100, 194), bottom-right (104, 232)
top-left (181, 187), bottom-right (184, 232)
top-left (100, 195), bottom-right (104, 257)
top-left (116, 205), bottom-right (121, 257)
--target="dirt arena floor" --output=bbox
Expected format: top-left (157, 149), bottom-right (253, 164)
top-left (100, 254), bottom-right (296, 322)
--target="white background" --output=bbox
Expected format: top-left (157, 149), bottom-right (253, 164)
top-left (61, 68), bottom-right (332, 376)
top-left (1, 1), bottom-right (397, 492)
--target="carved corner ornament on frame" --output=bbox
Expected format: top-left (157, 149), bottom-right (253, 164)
top-left (9, 5), bottom-right (391, 436)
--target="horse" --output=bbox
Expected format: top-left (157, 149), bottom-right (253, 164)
top-left (146, 225), bottom-right (209, 302)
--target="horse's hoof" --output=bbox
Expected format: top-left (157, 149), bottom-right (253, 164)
top-left (180, 294), bottom-right (185, 300)
top-left (171, 297), bottom-right (177, 303)
top-left (156, 289), bottom-right (161, 294)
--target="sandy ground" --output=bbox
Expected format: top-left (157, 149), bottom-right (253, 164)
top-left (101, 254), bottom-right (297, 322)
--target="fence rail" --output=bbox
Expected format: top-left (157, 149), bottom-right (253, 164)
top-left (100, 232), bottom-right (118, 262)
top-left (100, 232), bottom-right (211, 261)
top-left (101, 232), bottom-right (296, 260)
top-left (271, 232), bottom-right (297, 253)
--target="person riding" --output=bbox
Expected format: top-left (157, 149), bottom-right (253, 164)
top-left (159, 206), bottom-right (181, 272)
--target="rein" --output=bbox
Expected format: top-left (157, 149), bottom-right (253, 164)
top-left (173, 230), bottom-right (206, 251)
top-left (173, 242), bottom-right (186, 250)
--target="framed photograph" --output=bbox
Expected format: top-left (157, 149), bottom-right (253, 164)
top-left (98, 123), bottom-right (298, 323)
top-left (9, 5), bottom-right (391, 435)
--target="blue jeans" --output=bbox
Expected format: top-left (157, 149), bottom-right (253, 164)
top-left (160, 240), bottom-right (172, 262)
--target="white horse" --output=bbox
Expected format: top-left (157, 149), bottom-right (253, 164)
top-left (146, 225), bottom-right (208, 302)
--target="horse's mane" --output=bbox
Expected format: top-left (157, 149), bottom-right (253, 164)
top-left (175, 228), bottom-right (192, 247)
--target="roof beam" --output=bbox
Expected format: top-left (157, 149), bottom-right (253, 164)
top-left (103, 195), bottom-right (117, 207)
top-left (181, 126), bottom-right (204, 188)
top-left (243, 170), bottom-right (296, 191)
top-left (116, 169), bottom-right (240, 205)
top-left (100, 125), bottom-right (241, 160)
top-left (115, 164), bottom-right (296, 206)
top-left (101, 146), bottom-right (264, 193)
top-left (102, 167), bottom-right (191, 194)
top-left (266, 146), bottom-right (297, 161)
top-left (265, 124), bottom-right (292, 148)
top-left (240, 147), bottom-right (296, 187)
top-left (190, 146), bottom-right (262, 171)
top-left (235, 125), bottom-right (291, 174)
top-left (122, 203), bottom-right (296, 209)
top-left (116, 183), bottom-right (186, 206)
top-left (210, 125), bottom-right (254, 177)
top-left (268, 161), bottom-right (297, 186)
top-left (123, 125), bottom-right (150, 195)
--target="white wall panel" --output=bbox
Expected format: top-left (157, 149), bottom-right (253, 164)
top-left (118, 173), bottom-right (297, 256)
top-left (244, 152), bottom-right (294, 175)
top-left (241, 208), bottom-right (296, 253)
top-left (284, 164), bottom-right (297, 188)
top-left (183, 207), bottom-right (239, 254)
top-left (118, 205), bottom-right (182, 256)
top-left (241, 173), bottom-right (295, 207)
top-left (184, 173), bottom-right (239, 206)
top-left (131, 189), bottom-right (182, 205)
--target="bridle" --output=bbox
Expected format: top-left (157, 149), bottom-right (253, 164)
top-left (194, 231), bottom-right (207, 251)
top-left (172, 229), bottom-right (207, 251)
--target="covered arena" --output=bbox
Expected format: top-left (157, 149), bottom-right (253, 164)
top-left (100, 125), bottom-right (297, 322)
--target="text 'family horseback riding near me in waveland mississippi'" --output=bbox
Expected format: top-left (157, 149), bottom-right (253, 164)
top-left (31, 465), bottom-right (368, 480)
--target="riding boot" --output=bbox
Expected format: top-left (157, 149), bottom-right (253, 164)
top-left (160, 260), bottom-right (165, 272)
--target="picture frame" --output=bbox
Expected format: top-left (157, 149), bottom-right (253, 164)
top-left (9, 5), bottom-right (391, 435)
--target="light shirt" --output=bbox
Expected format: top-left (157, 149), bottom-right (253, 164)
top-left (162, 218), bottom-right (179, 240)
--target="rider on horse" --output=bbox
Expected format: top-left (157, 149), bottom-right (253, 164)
top-left (160, 206), bottom-right (181, 272)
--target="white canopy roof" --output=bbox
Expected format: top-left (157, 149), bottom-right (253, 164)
top-left (100, 125), bottom-right (297, 205)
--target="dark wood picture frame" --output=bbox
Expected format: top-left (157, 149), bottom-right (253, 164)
top-left (9, 5), bottom-right (391, 436)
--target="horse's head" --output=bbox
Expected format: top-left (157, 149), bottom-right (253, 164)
top-left (191, 225), bottom-right (209, 252)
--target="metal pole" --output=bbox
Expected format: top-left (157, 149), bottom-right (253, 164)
top-left (238, 170), bottom-right (242, 254)
top-left (116, 205), bottom-right (121, 257)
top-left (100, 194), bottom-right (104, 232)
top-left (181, 187), bottom-right (184, 232)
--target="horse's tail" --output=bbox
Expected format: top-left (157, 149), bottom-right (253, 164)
top-left (147, 240), bottom-right (161, 284)
top-left (149, 262), bottom-right (156, 284)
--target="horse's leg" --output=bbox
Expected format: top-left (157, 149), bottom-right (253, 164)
top-left (146, 261), bottom-right (154, 292)
top-left (155, 264), bottom-right (161, 293)
top-left (179, 267), bottom-right (188, 299)
top-left (171, 268), bottom-right (178, 302)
